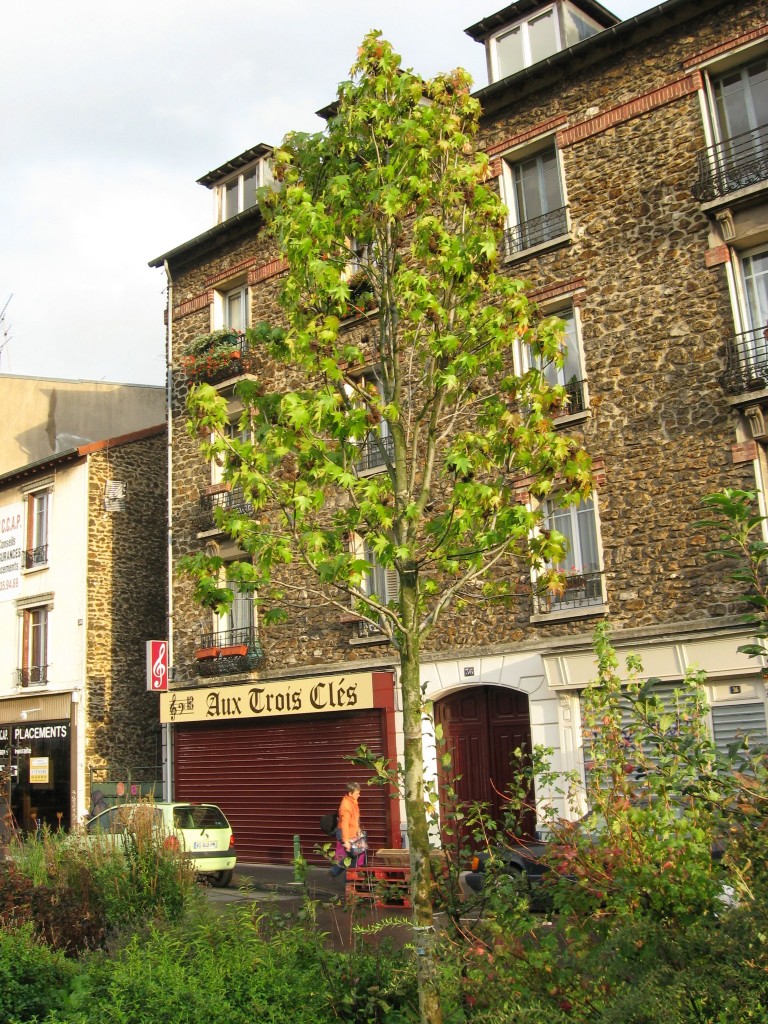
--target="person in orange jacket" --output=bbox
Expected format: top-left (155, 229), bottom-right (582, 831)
top-left (330, 781), bottom-right (364, 876)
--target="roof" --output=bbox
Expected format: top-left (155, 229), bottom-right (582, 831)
top-left (471, 0), bottom-right (722, 116)
top-left (465, 0), bottom-right (618, 42)
top-left (0, 423), bottom-right (165, 489)
top-left (196, 143), bottom-right (273, 188)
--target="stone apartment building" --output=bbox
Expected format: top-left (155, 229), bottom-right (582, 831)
top-left (0, 424), bottom-right (166, 832)
top-left (151, 0), bottom-right (768, 863)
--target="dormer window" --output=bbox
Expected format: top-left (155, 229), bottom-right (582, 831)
top-left (196, 144), bottom-right (276, 226)
top-left (216, 159), bottom-right (274, 223)
top-left (469, 1), bottom-right (612, 85)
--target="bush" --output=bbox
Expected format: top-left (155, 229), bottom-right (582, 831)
top-left (0, 924), bottom-right (73, 1023)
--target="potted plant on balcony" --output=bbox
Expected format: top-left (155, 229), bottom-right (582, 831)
top-left (182, 328), bottom-right (244, 381)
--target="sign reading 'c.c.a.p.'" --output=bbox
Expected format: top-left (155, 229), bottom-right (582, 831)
top-left (159, 672), bottom-right (374, 724)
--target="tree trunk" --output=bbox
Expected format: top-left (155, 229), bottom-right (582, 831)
top-left (400, 581), bottom-right (443, 1024)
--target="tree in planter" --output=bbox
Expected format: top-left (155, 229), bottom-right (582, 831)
top-left (183, 34), bottom-right (590, 1024)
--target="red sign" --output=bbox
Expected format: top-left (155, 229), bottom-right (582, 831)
top-left (146, 640), bottom-right (169, 692)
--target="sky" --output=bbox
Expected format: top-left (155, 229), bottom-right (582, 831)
top-left (0, 0), bottom-right (652, 387)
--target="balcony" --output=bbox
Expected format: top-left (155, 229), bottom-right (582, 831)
top-left (534, 570), bottom-right (604, 615)
top-left (18, 665), bottom-right (48, 688)
top-left (199, 486), bottom-right (254, 530)
top-left (722, 326), bottom-right (768, 396)
top-left (355, 433), bottom-right (394, 473)
top-left (181, 332), bottom-right (257, 386)
top-left (693, 124), bottom-right (768, 203)
top-left (24, 544), bottom-right (48, 569)
top-left (504, 206), bottom-right (568, 257)
top-left (194, 627), bottom-right (263, 677)
top-left (555, 377), bottom-right (587, 418)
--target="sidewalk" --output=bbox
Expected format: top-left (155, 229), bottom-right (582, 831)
top-left (232, 861), bottom-right (347, 901)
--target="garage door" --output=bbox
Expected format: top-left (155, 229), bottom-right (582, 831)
top-left (174, 709), bottom-right (391, 863)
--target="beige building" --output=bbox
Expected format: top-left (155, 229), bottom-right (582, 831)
top-left (151, 0), bottom-right (768, 862)
top-left (0, 374), bottom-right (165, 477)
top-left (0, 425), bottom-right (166, 831)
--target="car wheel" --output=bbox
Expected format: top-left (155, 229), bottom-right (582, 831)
top-left (209, 869), bottom-right (233, 888)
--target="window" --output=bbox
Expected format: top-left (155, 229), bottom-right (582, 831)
top-left (350, 369), bottom-right (393, 474)
top-left (216, 579), bottom-right (256, 646)
top-left (216, 158), bottom-right (275, 223)
top-left (502, 143), bottom-right (568, 256)
top-left (534, 306), bottom-right (587, 416)
top-left (25, 489), bottom-right (49, 569)
top-left (215, 284), bottom-right (248, 334)
top-left (696, 54), bottom-right (768, 201)
top-left (362, 540), bottom-right (399, 606)
top-left (728, 245), bottom-right (768, 389)
top-left (488, 3), bottom-right (602, 81)
top-left (537, 497), bottom-right (603, 614)
top-left (19, 606), bottom-right (48, 686)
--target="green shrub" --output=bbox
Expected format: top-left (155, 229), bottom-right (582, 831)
top-left (0, 924), bottom-right (73, 1022)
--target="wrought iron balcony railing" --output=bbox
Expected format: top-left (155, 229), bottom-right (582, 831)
top-left (182, 335), bottom-right (257, 386)
top-left (534, 570), bottom-right (604, 615)
top-left (194, 627), bottom-right (264, 676)
top-left (355, 433), bottom-right (394, 473)
top-left (722, 326), bottom-right (768, 395)
top-left (557, 377), bottom-right (587, 417)
top-left (504, 206), bottom-right (568, 257)
top-left (24, 544), bottom-right (48, 569)
top-left (693, 124), bottom-right (768, 202)
top-left (18, 665), bottom-right (48, 687)
top-left (199, 487), bottom-right (254, 528)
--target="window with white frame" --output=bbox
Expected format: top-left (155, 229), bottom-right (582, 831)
top-left (19, 605), bottom-right (49, 686)
top-left (216, 158), bottom-right (275, 223)
top-left (532, 304), bottom-right (587, 416)
top-left (696, 53), bottom-right (768, 201)
top-left (213, 284), bottom-right (248, 334)
top-left (362, 539), bottom-right (399, 605)
top-left (488, 2), bottom-right (602, 82)
top-left (502, 142), bottom-right (568, 256)
top-left (348, 368), bottom-right (393, 474)
top-left (728, 245), bottom-right (768, 389)
top-left (536, 496), bottom-right (603, 614)
top-left (24, 489), bottom-right (50, 569)
top-left (215, 577), bottom-right (256, 646)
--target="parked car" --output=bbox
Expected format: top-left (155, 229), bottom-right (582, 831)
top-left (460, 813), bottom-right (727, 907)
top-left (86, 801), bottom-right (236, 887)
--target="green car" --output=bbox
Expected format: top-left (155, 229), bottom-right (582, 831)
top-left (86, 800), bottom-right (236, 887)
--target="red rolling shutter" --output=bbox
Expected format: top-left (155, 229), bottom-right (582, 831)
top-left (173, 709), bottom-right (390, 863)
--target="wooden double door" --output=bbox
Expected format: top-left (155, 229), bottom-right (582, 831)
top-left (434, 685), bottom-right (534, 840)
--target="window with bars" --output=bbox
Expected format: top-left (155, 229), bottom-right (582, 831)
top-left (502, 143), bottom-right (568, 256)
top-left (19, 606), bottom-right (48, 686)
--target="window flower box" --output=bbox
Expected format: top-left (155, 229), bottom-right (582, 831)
top-left (220, 644), bottom-right (248, 657)
top-left (195, 647), bottom-right (219, 660)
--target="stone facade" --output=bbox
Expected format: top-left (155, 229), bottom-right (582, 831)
top-left (154, 0), bottom-right (768, 837)
top-left (85, 427), bottom-right (167, 783)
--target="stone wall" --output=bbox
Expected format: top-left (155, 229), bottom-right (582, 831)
top-left (85, 429), bottom-right (167, 778)
top-left (166, 0), bottom-right (763, 682)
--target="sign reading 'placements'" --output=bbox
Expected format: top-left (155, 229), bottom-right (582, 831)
top-left (160, 672), bottom-right (374, 724)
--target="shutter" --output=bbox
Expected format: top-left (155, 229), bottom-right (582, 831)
top-left (174, 708), bottom-right (391, 863)
top-left (711, 702), bottom-right (768, 754)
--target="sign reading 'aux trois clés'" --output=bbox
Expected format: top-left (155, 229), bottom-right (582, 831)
top-left (159, 672), bottom-right (374, 724)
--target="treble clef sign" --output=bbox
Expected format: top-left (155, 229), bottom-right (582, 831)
top-left (152, 642), bottom-right (167, 689)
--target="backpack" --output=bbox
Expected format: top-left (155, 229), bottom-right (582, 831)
top-left (319, 812), bottom-right (338, 836)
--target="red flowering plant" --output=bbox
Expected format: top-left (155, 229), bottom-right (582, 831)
top-left (181, 328), bottom-right (244, 382)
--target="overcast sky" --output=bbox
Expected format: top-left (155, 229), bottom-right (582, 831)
top-left (0, 0), bottom-right (652, 387)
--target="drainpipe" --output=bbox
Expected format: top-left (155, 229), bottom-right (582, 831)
top-left (163, 259), bottom-right (174, 802)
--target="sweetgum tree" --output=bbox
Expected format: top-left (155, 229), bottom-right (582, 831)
top-left (184, 34), bottom-right (591, 1024)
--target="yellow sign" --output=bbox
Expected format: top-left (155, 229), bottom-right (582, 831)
top-left (29, 757), bottom-right (50, 784)
top-left (160, 672), bottom-right (374, 724)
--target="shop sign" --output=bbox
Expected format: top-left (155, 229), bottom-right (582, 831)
top-left (0, 502), bottom-right (23, 603)
top-left (160, 672), bottom-right (374, 724)
top-left (29, 757), bottom-right (50, 784)
top-left (146, 640), bottom-right (169, 691)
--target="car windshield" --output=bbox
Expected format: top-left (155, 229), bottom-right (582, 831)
top-left (173, 805), bottom-right (228, 829)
